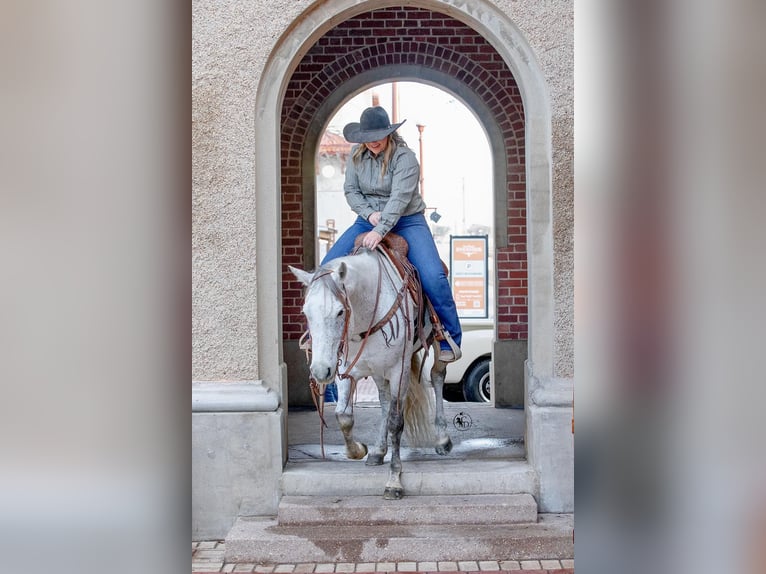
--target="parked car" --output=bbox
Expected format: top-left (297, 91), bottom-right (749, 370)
top-left (425, 320), bottom-right (493, 402)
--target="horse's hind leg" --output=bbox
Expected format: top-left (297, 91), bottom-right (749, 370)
top-left (383, 379), bottom-right (407, 499)
top-left (430, 350), bottom-right (453, 455)
top-left (335, 377), bottom-right (367, 460)
top-left (366, 375), bottom-right (389, 466)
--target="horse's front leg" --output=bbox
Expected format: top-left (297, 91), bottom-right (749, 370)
top-left (383, 377), bottom-right (407, 499)
top-left (334, 376), bottom-right (367, 460)
top-left (430, 347), bottom-right (453, 455)
top-left (365, 376), bottom-right (389, 466)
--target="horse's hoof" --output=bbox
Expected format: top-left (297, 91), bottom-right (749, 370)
top-left (347, 443), bottom-right (368, 460)
top-left (435, 438), bottom-right (453, 455)
top-left (365, 452), bottom-right (385, 466)
top-left (383, 487), bottom-right (404, 500)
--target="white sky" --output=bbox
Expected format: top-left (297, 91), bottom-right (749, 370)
top-left (324, 82), bottom-right (494, 233)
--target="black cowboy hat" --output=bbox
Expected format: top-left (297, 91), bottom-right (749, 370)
top-left (342, 106), bottom-right (406, 143)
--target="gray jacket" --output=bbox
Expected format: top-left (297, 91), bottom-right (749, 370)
top-left (343, 144), bottom-right (427, 237)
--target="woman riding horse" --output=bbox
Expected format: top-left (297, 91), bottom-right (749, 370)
top-left (323, 106), bottom-right (462, 363)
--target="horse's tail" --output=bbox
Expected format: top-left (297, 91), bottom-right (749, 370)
top-left (403, 353), bottom-right (437, 447)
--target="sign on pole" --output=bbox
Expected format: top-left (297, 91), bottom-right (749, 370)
top-left (450, 235), bottom-right (488, 319)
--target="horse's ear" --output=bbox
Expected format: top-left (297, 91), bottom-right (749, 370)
top-left (288, 265), bottom-right (313, 286)
top-left (336, 261), bottom-right (347, 281)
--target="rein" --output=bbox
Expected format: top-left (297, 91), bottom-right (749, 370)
top-left (308, 251), bottom-right (407, 381)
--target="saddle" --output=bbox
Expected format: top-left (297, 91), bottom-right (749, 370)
top-left (353, 232), bottom-right (449, 347)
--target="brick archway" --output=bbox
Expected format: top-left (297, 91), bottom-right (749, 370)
top-left (253, 0), bottom-right (568, 512)
top-left (255, 0), bottom-right (554, 400)
top-left (281, 7), bottom-right (528, 355)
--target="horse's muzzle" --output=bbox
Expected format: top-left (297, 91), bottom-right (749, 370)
top-left (310, 363), bottom-right (336, 384)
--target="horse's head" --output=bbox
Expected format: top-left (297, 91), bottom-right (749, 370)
top-left (289, 262), bottom-right (349, 384)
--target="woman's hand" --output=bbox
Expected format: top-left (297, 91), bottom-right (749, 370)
top-left (362, 230), bottom-right (384, 250)
top-left (368, 211), bottom-right (382, 226)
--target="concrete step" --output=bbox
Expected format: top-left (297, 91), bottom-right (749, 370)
top-left (288, 437), bottom-right (525, 463)
top-left (278, 494), bottom-right (538, 526)
top-left (225, 514), bottom-right (574, 564)
top-left (281, 459), bottom-right (536, 497)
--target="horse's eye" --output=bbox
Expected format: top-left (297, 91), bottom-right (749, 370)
top-left (337, 309), bottom-right (344, 317)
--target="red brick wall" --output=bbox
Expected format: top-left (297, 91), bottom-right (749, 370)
top-left (281, 6), bottom-right (527, 341)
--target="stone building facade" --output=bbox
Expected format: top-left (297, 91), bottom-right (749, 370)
top-left (193, 0), bottom-right (573, 539)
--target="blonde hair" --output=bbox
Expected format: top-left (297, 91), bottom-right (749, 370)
top-left (352, 132), bottom-right (409, 179)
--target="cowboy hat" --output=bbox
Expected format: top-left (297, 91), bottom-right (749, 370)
top-left (342, 106), bottom-right (406, 143)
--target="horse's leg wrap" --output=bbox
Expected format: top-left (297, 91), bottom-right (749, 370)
top-left (383, 396), bottom-right (405, 499)
top-left (430, 352), bottom-right (453, 455)
top-left (366, 377), bottom-right (389, 466)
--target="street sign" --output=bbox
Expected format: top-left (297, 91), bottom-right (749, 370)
top-left (450, 235), bottom-right (488, 319)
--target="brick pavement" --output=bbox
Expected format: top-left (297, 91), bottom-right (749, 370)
top-left (192, 541), bottom-right (574, 573)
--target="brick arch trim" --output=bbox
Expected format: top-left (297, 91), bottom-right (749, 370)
top-left (281, 7), bottom-right (528, 342)
top-left (300, 64), bottom-right (510, 258)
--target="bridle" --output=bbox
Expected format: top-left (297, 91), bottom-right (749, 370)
top-left (306, 251), bottom-right (410, 381)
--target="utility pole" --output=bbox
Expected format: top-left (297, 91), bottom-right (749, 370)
top-left (416, 124), bottom-right (425, 199)
top-left (391, 82), bottom-right (399, 123)
top-left (462, 177), bottom-right (466, 233)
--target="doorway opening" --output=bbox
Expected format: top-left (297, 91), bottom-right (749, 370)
top-left (288, 82), bottom-right (524, 462)
top-left (315, 81), bottom-right (495, 405)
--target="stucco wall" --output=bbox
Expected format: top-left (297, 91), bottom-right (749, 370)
top-left (192, 0), bottom-right (306, 380)
top-left (192, 0), bottom-right (573, 381)
top-left (491, 1), bottom-right (574, 377)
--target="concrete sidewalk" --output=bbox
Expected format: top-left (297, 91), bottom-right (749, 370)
top-left (192, 540), bottom-right (574, 573)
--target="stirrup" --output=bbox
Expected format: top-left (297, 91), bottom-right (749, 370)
top-left (438, 332), bottom-right (462, 363)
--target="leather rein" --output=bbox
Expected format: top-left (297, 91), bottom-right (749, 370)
top-left (307, 249), bottom-right (411, 382)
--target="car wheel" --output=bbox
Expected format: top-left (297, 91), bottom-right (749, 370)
top-left (463, 357), bottom-right (491, 402)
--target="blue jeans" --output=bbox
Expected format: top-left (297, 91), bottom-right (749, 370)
top-left (322, 213), bottom-right (461, 348)
top-left (324, 382), bottom-right (338, 403)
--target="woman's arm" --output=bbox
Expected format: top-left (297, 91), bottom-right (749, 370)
top-left (372, 149), bottom-right (420, 237)
top-left (343, 151), bottom-right (375, 221)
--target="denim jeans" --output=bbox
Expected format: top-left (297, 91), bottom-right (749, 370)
top-left (324, 382), bottom-right (338, 403)
top-left (322, 213), bottom-right (461, 348)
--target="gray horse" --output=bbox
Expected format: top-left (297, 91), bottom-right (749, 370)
top-left (289, 247), bottom-right (452, 499)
